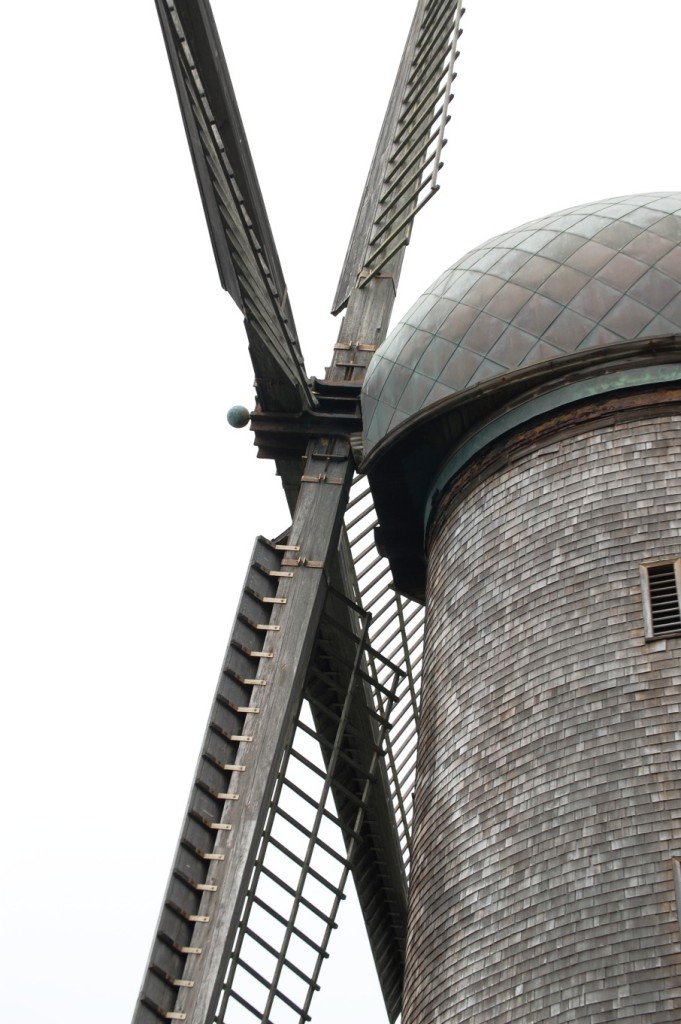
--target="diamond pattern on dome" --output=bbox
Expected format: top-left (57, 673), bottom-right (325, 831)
top-left (363, 192), bottom-right (681, 451)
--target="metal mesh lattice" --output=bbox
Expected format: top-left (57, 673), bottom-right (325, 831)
top-left (344, 477), bottom-right (423, 874)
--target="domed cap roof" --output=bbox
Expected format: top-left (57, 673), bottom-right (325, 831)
top-left (363, 192), bottom-right (681, 453)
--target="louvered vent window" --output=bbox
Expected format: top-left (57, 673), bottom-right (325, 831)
top-left (641, 560), bottom-right (681, 639)
top-left (674, 859), bottom-right (681, 935)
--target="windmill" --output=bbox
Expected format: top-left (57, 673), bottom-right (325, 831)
top-left (133, 2), bottom-right (464, 1022)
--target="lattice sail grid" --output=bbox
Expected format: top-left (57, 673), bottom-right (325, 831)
top-left (216, 575), bottom-right (408, 1023)
top-left (344, 476), bottom-right (423, 875)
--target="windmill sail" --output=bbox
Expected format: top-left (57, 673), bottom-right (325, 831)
top-left (218, 479), bottom-right (425, 1023)
top-left (154, 0), bottom-right (313, 413)
top-left (135, 437), bottom-right (355, 1024)
top-left (134, 478), bottom-right (424, 1024)
top-left (333, 0), bottom-right (464, 314)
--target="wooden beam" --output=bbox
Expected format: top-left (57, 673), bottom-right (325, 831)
top-left (173, 438), bottom-right (354, 1024)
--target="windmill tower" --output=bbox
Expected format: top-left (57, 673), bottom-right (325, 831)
top-left (133, 3), bottom-right (681, 1023)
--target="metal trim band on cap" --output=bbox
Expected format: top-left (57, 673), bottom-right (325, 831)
top-left (424, 363), bottom-right (681, 537)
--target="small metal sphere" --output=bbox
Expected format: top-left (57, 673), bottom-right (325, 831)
top-left (227, 405), bottom-right (250, 429)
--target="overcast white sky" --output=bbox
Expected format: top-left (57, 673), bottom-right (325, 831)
top-left (2, 2), bottom-right (679, 1021)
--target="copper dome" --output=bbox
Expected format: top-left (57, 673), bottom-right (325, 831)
top-left (363, 192), bottom-right (681, 453)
